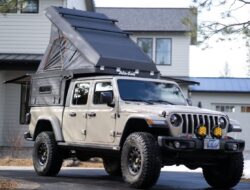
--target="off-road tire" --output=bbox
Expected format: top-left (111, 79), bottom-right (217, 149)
top-left (203, 152), bottom-right (244, 189)
top-left (103, 158), bottom-right (122, 176)
top-left (33, 132), bottom-right (63, 176)
top-left (121, 132), bottom-right (162, 189)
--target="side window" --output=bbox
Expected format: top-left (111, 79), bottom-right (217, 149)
top-left (93, 82), bottom-right (113, 104)
top-left (72, 83), bottom-right (90, 105)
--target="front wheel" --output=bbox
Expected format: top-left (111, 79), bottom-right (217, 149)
top-left (33, 132), bottom-right (63, 176)
top-left (121, 132), bottom-right (162, 189)
top-left (203, 153), bottom-right (244, 189)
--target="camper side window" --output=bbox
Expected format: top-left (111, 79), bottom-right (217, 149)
top-left (72, 83), bottom-right (90, 105)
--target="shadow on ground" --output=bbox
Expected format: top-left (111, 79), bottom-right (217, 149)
top-left (0, 169), bottom-right (249, 190)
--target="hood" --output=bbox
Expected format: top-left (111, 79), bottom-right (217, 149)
top-left (120, 102), bottom-right (225, 116)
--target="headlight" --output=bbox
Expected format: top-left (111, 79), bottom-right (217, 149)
top-left (218, 117), bottom-right (227, 129)
top-left (170, 114), bottom-right (182, 127)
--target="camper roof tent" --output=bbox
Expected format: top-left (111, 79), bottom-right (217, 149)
top-left (37, 6), bottom-right (159, 78)
top-left (5, 7), bottom-right (160, 106)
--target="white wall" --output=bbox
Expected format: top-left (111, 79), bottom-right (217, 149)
top-left (191, 92), bottom-right (250, 151)
top-left (0, 0), bottom-right (64, 54)
top-left (0, 71), bottom-right (34, 147)
top-left (131, 32), bottom-right (190, 77)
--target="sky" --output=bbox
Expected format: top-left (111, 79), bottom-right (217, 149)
top-left (94, 0), bottom-right (249, 78)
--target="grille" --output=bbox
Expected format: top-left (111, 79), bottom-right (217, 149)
top-left (181, 114), bottom-right (220, 136)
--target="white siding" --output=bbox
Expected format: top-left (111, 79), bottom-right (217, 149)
top-left (0, 71), bottom-right (34, 147)
top-left (131, 32), bottom-right (190, 77)
top-left (191, 92), bottom-right (250, 151)
top-left (0, 0), bottom-right (64, 54)
top-left (0, 72), bottom-right (6, 146)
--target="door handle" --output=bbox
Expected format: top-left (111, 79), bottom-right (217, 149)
top-left (88, 112), bottom-right (96, 117)
top-left (69, 112), bottom-right (76, 117)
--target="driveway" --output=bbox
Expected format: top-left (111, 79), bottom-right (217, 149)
top-left (0, 167), bottom-right (249, 190)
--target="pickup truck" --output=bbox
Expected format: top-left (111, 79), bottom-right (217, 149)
top-left (25, 75), bottom-right (244, 189)
top-left (20, 6), bottom-right (245, 189)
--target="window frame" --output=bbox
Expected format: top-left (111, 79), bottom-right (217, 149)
top-left (0, 0), bottom-right (18, 13)
top-left (241, 106), bottom-right (250, 113)
top-left (136, 37), bottom-right (172, 66)
top-left (20, 0), bottom-right (39, 14)
top-left (20, 83), bottom-right (30, 125)
top-left (92, 81), bottom-right (113, 105)
top-left (215, 104), bottom-right (235, 113)
top-left (137, 37), bottom-right (153, 59)
top-left (155, 38), bottom-right (172, 65)
top-left (71, 82), bottom-right (90, 106)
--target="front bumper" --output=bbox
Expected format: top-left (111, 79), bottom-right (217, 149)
top-left (158, 136), bottom-right (245, 153)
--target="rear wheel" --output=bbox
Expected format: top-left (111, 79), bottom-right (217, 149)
top-left (103, 158), bottom-right (121, 176)
top-left (121, 132), bottom-right (161, 189)
top-left (203, 153), bottom-right (244, 189)
top-left (33, 132), bottom-right (63, 176)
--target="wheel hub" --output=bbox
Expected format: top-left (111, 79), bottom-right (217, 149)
top-left (37, 143), bottom-right (48, 166)
top-left (128, 147), bottom-right (142, 175)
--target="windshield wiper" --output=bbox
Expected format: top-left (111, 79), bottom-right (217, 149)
top-left (146, 99), bottom-right (174, 105)
top-left (124, 99), bottom-right (154, 105)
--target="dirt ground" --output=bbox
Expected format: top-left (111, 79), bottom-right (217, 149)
top-left (241, 178), bottom-right (250, 182)
top-left (0, 157), bottom-right (103, 168)
top-left (0, 179), bottom-right (18, 189)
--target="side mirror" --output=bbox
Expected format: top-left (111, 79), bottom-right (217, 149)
top-left (100, 91), bottom-right (115, 108)
top-left (186, 98), bottom-right (192, 106)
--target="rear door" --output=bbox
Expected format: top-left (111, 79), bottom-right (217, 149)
top-left (85, 80), bottom-right (116, 144)
top-left (62, 81), bottom-right (91, 142)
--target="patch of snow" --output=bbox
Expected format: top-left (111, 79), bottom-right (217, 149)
top-left (244, 160), bottom-right (250, 179)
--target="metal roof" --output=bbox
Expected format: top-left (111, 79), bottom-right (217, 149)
top-left (96, 8), bottom-right (195, 32)
top-left (0, 53), bottom-right (42, 70)
top-left (189, 77), bottom-right (250, 93)
top-left (161, 76), bottom-right (199, 85)
top-left (0, 53), bottom-right (43, 62)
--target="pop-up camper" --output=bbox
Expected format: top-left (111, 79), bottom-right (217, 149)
top-left (6, 6), bottom-right (159, 106)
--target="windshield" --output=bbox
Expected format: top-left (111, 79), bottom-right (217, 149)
top-left (117, 79), bottom-right (187, 105)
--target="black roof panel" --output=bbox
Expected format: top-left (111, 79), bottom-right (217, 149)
top-left (37, 7), bottom-right (159, 78)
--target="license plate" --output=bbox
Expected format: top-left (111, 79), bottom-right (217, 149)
top-left (204, 139), bottom-right (220, 150)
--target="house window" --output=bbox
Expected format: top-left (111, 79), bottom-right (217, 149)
top-left (215, 105), bottom-right (235, 113)
top-left (72, 83), bottom-right (90, 105)
top-left (21, 0), bottom-right (38, 13)
top-left (20, 83), bottom-right (30, 124)
top-left (156, 38), bottom-right (171, 65)
top-left (137, 37), bottom-right (172, 65)
top-left (137, 38), bottom-right (153, 59)
top-left (241, 106), bottom-right (250, 113)
top-left (0, 0), bottom-right (17, 13)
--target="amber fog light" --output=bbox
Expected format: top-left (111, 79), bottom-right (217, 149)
top-left (212, 127), bottom-right (222, 139)
top-left (196, 125), bottom-right (207, 139)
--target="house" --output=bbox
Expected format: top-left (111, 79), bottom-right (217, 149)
top-left (190, 77), bottom-right (250, 151)
top-left (0, 0), bottom-right (95, 148)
